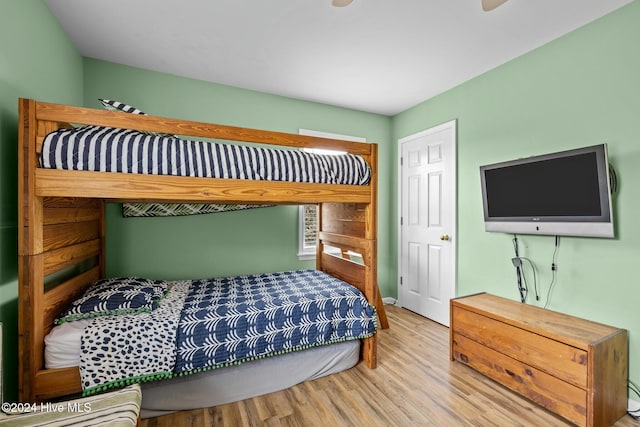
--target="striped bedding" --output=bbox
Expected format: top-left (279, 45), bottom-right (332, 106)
top-left (0, 384), bottom-right (141, 426)
top-left (40, 125), bottom-right (372, 185)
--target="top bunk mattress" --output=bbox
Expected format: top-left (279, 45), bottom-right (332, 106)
top-left (40, 126), bottom-right (372, 185)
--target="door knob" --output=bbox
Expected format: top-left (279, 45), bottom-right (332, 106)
top-left (440, 234), bottom-right (450, 241)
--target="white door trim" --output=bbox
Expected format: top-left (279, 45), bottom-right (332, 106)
top-left (397, 119), bottom-right (457, 318)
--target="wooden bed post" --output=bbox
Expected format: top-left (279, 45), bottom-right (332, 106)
top-left (365, 144), bottom-right (388, 330)
top-left (18, 98), bottom-right (44, 401)
top-left (315, 144), bottom-right (387, 369)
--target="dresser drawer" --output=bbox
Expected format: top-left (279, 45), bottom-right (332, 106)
top-left (452, 333), bottom-right (587, 426)
top-left (452, 305), bottom-right (588, 388)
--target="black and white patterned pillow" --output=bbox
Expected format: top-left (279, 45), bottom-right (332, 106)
top-left (56, 277), bottom-right (168, 324)
top-left (98, 98), bottom-right (175, 138)
top-left (99, 99), bottom-right (147, 115)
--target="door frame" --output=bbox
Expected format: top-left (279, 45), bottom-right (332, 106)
top-left (397, 119), bottom-right (458, 317)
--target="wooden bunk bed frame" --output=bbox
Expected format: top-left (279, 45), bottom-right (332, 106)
top-left (17, 98), bottom-right (388, 403)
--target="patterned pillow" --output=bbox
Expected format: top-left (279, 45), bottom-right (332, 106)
top-left (98, 98), bottom-right (175, 138)
top-left (99, 99), bottom-right (147, 115)
top-left (56, 277), bottom-right (168, 324)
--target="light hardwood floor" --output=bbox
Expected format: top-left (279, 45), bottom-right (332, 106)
top-left (141, 305), bottom-right (638, 427)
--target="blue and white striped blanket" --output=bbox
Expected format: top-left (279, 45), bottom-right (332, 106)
top-left (40, 126), bottom-right (371, 185)
top-left (79, 270), bottom-right (376, 395)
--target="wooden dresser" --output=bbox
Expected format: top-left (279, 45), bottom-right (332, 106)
top-left (450, 293), bottom-right (628, 427)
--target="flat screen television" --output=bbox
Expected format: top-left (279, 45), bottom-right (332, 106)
top-left (479, 144), bottom-right (614, 238)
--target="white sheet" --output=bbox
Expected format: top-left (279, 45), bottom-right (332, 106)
top-left (44, 318), bottom-right (92, 369)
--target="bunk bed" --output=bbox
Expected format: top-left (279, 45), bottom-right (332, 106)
top-left (17, 98), bottom-right (388, 408)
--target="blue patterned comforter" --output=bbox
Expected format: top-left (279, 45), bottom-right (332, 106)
top-left (175, 269), bottom-right (377, 373)
top-left (80, 270), bottom-right (376, 394)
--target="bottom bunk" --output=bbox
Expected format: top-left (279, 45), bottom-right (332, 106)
top-left (41, 270), bottom-right (377, 413)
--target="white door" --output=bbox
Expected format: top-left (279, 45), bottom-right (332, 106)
top-left (398, 120), bottom-right (456, 326)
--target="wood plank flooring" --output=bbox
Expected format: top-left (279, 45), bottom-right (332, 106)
top-left (141, 305), bottom-right (638, 427)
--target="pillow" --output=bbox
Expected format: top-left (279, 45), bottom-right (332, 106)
top-left (99, 98), bottom-right (175, 138)
top-left (56, 277), bottom-right (168, 324)
top-left (99, 99), bottom-right (147, 115)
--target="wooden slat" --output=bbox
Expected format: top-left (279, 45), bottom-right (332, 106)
top-left (318, 232), bottom-right (370, 252)
top-left (321, 220), bottom-right (366, 237)
top-left (35, 101), bottom-right (373, 156)
top-left (35, 169), bottom-right (371, 204)
top-left (43, 239), bottom-right (101, 276)
top-left (24, 204), bottom-right (101, 227)
top-left (42, 266), bottom-right (101, 334)
top-left (322, 203), bottom-right (366, 238)
top-left (34, 367), bottom-right (82, 401)
top-left (43, 220), bottom-right (100, 252)
top-left (322, 203), bottom-right (367, 221)
top-left (320, 252), bottom-right (367, 294)
top-left (43, 207), bottom-right (102, 225)
top-left (44, 197), bottom-right (102, 208)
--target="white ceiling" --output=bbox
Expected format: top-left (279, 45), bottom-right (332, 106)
top-left (45, 0), bottom-right (633, 116)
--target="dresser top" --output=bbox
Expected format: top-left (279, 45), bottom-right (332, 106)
top-left (452, 292), bottom-right (625, 348)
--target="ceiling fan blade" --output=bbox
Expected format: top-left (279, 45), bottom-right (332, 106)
top-left (332, 0), bottom-right (354, 6)
top-left (482, 0), bottom-right (508, 11)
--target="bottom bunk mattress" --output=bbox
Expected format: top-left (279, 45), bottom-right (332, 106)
top-left (45, 270), bottom-right (377, 407)
top-left (46, 320), bottom-right (358, 418)
top-left (139, 339), bottom-right (359, 418)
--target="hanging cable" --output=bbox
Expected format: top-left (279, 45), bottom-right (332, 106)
top-left (544, 236), bottom-right (560, 309)
top-left (520, 257), bottom-right (539, 301)
top-left (512, 234), bottom-right (527, 303)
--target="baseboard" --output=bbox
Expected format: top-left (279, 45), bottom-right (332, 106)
top-left (629, 397), bottom-right (640, 414)
top-left (382, 297), bottom-right (397, 305)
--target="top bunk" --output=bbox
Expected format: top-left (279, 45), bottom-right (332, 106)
top-left (19, 98), bottom-right (377, 206)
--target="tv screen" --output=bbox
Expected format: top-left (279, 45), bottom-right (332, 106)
top-left (480, 144), bottom-right (614, 238)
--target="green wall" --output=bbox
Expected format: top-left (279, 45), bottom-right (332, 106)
top-left (393, 1), bottom-right (640, 386)
top-left (0, 0), bottom-right (83, 401)
top-left (81, 58), bottom-right (393, 288)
